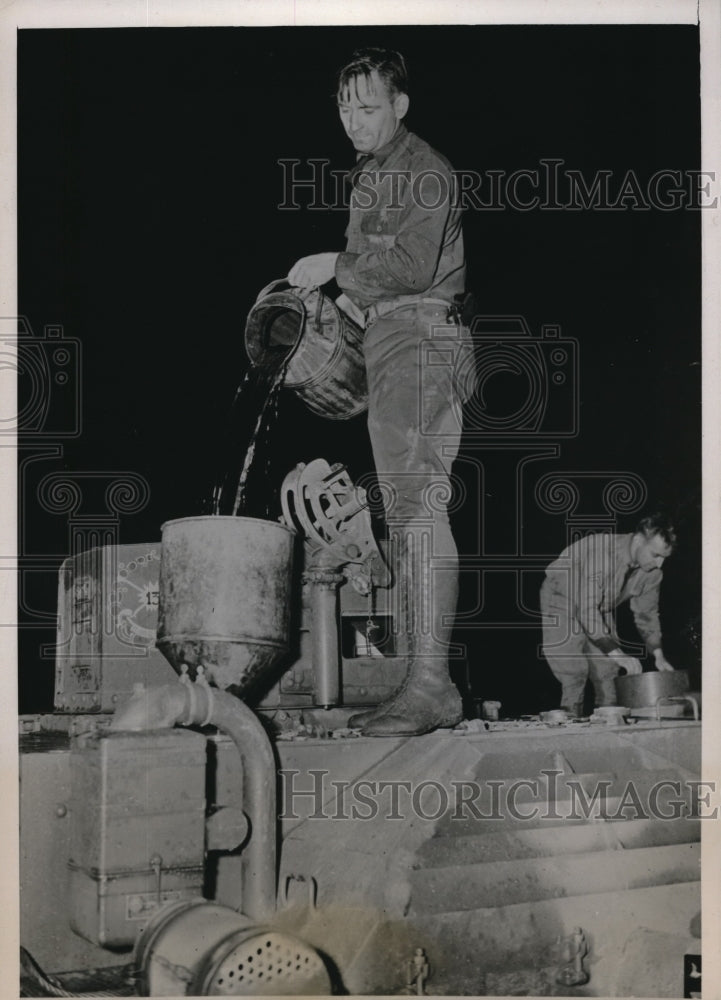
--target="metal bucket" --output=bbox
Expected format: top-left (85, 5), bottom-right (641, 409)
top-left (244, 278), bottom-right (368, 420)
top-left (615, 669), bottom-right (689, 709)
top-left (156, 516), bottom-right (295, 691)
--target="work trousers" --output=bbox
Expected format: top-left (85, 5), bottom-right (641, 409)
top-left (363, 303), bottom-right (474, 659)
top-left (539, 581), bottom-right (619, 712)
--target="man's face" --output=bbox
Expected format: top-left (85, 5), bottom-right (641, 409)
top-left (632, 531), bottom-right (674, 572)
top-left (337, 70), bottom-right (408, 155)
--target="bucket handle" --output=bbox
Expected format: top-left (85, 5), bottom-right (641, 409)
top-left (255, 277), bottom-right (320, 302)
top-left (255, 277), bottom-right (295, 302)
top-left (655, 695), bottom-right (699, 721)
top-left (255, 278), bottom-right (325, 332)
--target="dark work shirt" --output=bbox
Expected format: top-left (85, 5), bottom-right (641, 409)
top-left (334, 124), bottom-right (466, 309)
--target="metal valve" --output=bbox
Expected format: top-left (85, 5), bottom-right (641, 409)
top-left (280, 458), bottom-right (390, 591)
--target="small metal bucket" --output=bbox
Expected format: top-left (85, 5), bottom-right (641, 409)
top-left (615, 669), bottom-right (690, 709)
top-left (244, 279), bottom-right (368, 420)
top-left (156, 516), bottom-right (295, 692)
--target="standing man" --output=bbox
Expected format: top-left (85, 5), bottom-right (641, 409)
top-left (288, 48), bottom-right (473, 736)
top-left (539, 512), bottom-right (677, 716)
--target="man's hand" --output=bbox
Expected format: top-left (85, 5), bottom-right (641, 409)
top-left (653, 649), bottom-right (675, 672)
top-left (288, 253), bottom-right (339, 289)
top-left (608, 649), bottom-right (643, 675)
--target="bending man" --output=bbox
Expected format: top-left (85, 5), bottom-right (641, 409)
top-left (540, 512), bottom-right (677, 716)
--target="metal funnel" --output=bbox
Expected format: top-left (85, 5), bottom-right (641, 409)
top-left (156, 516), bottom-right (295, 691)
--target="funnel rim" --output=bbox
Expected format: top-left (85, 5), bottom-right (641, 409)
top-left (160, 514), bottom-right (296, 535)
top-left (157, 633), bottom-right (289, 648)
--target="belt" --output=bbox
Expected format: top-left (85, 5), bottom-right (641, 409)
top-left (364, 296), bottom-right (457, 326)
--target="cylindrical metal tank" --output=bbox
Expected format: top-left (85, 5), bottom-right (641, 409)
top-left (156, 516), bottom-right (295, 691)
top-left (244, 279), bottom-right (368, 419)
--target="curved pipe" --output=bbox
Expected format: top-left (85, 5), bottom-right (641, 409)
top-left (111, 681), bottom-right (276, 923)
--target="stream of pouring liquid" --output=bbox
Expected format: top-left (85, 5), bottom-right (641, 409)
top-left (211, 352), bottom-right (291, 518)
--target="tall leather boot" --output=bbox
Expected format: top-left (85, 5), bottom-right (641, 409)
top-left (346, 687), bottom-right (405, 730)
top-left (347, 698), bottom-right (399, 730)
top-left (360, 522), bottom-right (463, 737)
top-left (360, 648), bottom-right (463, 736)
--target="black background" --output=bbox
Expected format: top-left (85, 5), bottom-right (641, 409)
top-left (18, 25), bottom-right (701, 714)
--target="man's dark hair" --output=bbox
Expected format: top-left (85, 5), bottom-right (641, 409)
top-left (634, 511), bottom-right (677, 548)
top-left (337, 48), bottom-right (409, 102)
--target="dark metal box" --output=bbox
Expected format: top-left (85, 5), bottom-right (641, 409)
top-left (68, 728), bottom-right (207, 947)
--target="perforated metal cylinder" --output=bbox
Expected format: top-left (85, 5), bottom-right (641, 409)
top-left (194, 925), bottom-right (330, 996)
top-left (135, 898), bottom-right (330, 996)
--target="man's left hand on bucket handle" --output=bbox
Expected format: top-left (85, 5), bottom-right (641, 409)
top-left (288, 252), bottom-right (339, 289)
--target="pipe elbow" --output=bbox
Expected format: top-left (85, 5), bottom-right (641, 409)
top-left (110, 681), bottom-right (189, 732)
top-left (110, 677), bottom-right (276, 922)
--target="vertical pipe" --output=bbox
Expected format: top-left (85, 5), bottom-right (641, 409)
top-left (306, 569), bottom-right (344, 708)
top-left (193, 688), bottom-right (277, 923)
top-left (111, 681), bottom-right (277, 923)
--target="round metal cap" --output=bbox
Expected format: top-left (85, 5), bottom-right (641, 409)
top-left (194, 926), bottom-right (331, 996)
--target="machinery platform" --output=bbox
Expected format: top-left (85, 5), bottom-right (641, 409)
top-left (20, 715), bottom-right (702, 996)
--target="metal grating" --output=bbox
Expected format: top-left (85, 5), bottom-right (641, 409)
top-left (206, 931), bottom-right (329, 996)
